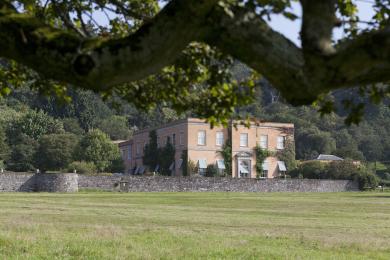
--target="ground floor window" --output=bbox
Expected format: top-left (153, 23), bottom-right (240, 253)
top-left (238, 159), bottom-right (251, 178)
top-left (260, 170), bottom-right (268, 178)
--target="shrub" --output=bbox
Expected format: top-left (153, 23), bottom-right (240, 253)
top-left (76, 129), bottom-right (120, 172)
top-left (290, 161), bottom-right (327, 179)
top-left (205, 164), bottom-right (218, 177)
top-left (67, 161), bottom-right (97, 174)
top-left (187, 160), bottom-right (197, 176)
top-left (35, 133), bottom-right (79, 171)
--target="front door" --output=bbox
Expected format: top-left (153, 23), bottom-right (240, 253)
top-left (238, 159), bottom-right (251, 178)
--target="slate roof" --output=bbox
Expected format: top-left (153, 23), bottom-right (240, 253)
top-left (316, 154), bottom-right (344, 161)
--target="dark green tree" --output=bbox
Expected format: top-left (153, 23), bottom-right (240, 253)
top-left (8, 110), bottom-right (64, 142)
top-left (7, 134), bottom-right (38, 172)
top-left (143, 130), bottom-right (159, 171)
top-left (157, 142), bottom-right (175, 176)
top-left (98, 115), bottom-right (132, 140)
top-left (76, 129), bottom-right (121, 172)
top-left (35, 134), bottom-right (79, 171)
top-left (220, 138), bottom-right (232, 177)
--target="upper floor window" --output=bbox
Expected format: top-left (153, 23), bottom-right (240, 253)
top-left (179, 132), bottom-right (184, 145)
top-left (172, 133), bottom-right (176, 146)
top-left (277, 136), bottom-right (286, 149)
top-left (240, 133), bottom-right (248, 147)
top-left (127, 145), bottom-right (132, 160)
top-left (259, 135), bottom-right (268, 149)
top-left (198, 130), bottom-right (206, 145)
top-left (136, 143), bottom-right (141, 155)
top-left (166, 136), bottom-right (171, 145)
top-left (216, 132), bottom-right (224, 146)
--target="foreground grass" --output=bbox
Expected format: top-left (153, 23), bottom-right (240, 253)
top-left (0, 192), bottom-right (389, 259)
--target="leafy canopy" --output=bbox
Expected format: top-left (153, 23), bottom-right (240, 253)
top-left (0, 0), bottom-right (389, 124)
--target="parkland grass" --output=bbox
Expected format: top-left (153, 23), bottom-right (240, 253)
top-left (0, 192), bottom-right (389, 259)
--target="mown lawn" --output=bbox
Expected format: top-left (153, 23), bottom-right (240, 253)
top-left (0, 192), bottom-right (389, 259)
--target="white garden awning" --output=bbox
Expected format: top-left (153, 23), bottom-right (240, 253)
top-left (277, 161), bottom-right (287, 171)
top-left (198, 159), bottom-right (207, 169)
top-left (134, 166), bottom-right (139, 174)
top-left (217, 159), bottom-right (225, 169)
top-left (154, 165), bottom-right (159, 172)
top-left (169, 162), bottom-right (175, 171)
top-left (239, 164), bottom-right (249, 174)
top-left (177, 159), bottom-right (183, 169)
top-left (138, 166), bottom-right (145, 174)
top-left (262, 161), bottom-right (269, 171)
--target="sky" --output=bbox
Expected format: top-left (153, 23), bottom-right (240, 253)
top-left (92, 1), bottom-right (376, 46)
top-left (268, 1), bottom-right (376, 46)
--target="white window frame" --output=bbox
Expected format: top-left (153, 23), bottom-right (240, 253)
top-left (259, 135), bottom-right (268, 149)
top-left (260, 161), bottom-right (268, 178)
top-left (216, 131), bottom-right (224, 146)
top-left (198, 130), bottom-right (206, 146)
top-left (240, 133), bottom-right (248, 147)
top-left (277, 136), bottom-right (286, 150)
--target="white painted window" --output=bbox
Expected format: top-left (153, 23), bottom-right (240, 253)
top-left (216, 132), bottom-right (224, 146)
top-left (261, 160), bottom-right (268, 178)
top-left (240, 133), bottom-right (248, 147)
top-left (277, 136), bottom-right (286, 149)
top-left (259, 135), bottom-right (268, 149)
top-left (127, 145), bottom-right (132, 160)
top-left (198, 130), bottom-right (206, 145)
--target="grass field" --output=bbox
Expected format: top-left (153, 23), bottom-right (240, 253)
top-left (0, 192), bottom-right (389, 259)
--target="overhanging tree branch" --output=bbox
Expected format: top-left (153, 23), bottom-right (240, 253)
top-left (0, 0), bottom-right (389, 106)
top-left (0, 0), bottom-right (218, 90)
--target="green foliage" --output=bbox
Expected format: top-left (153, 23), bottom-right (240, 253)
top-left (0, 126), bottom-right (9, 164)
top-left (187, 160), bottom-right (197, 176)
top-left (276, 140), bottom-right (297, 172)
top-left (295, 127), bottom-right (336, 160)
top-left (143, 130), bottom-right (159, 171)
top-left (62, 118), bottom-right (84, 135)
top-left (76, 129), bottom-right (120, 172)
top-left (6, 134), bottom-right (38, 172)
top-left (67, 161), bottom-right (97, 174)
top-left (9, 110), bottom-right (64, 141)
top-left (290, 161), bottom-right (328, 179)
top-left (35, 134), bottom-right (79, 172)
top-left (107, 157), bottom-right (125, 173)
top-left (290, 160), bottom-right (378, 190)
top-left (205, 164), bottom-right (218, 177)
top-left (158, 142), bottom-right (176, 176)
top-left (220, 137), bottom-right (232, 177)
top-left (181, 150), bottom-right (189, 176)
top-left (254, 145), bottom-right (272, 177)
top-left (97, 115), bottom-right (132, 140)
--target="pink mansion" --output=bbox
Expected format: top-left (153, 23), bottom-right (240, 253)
top-left (119, 118), bottom-right (294, 178)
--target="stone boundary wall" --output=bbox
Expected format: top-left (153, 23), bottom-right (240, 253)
top-left (0, 172), bottom-right (78, 192)
top-left (0, 172), bottom-right (359, 192)
top-left (78, 175), bottom-right (122, 190)
top-left (0, 173), bottom-right (35, 192)
top-left (119, 176), bottom-right (359, 192)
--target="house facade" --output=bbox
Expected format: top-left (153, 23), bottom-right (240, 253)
top-left (119, 118), bottom-right (294, 178)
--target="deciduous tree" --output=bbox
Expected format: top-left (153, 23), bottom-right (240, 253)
top-left (0, 0), bottom-right (388, 123)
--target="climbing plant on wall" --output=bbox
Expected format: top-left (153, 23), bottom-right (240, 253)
top-left (276, 140), bottom-right (297, 172)
top-left (220, 138), bottom-right (232, 177)
top-left (254, 145), bottom-right (273, 178)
